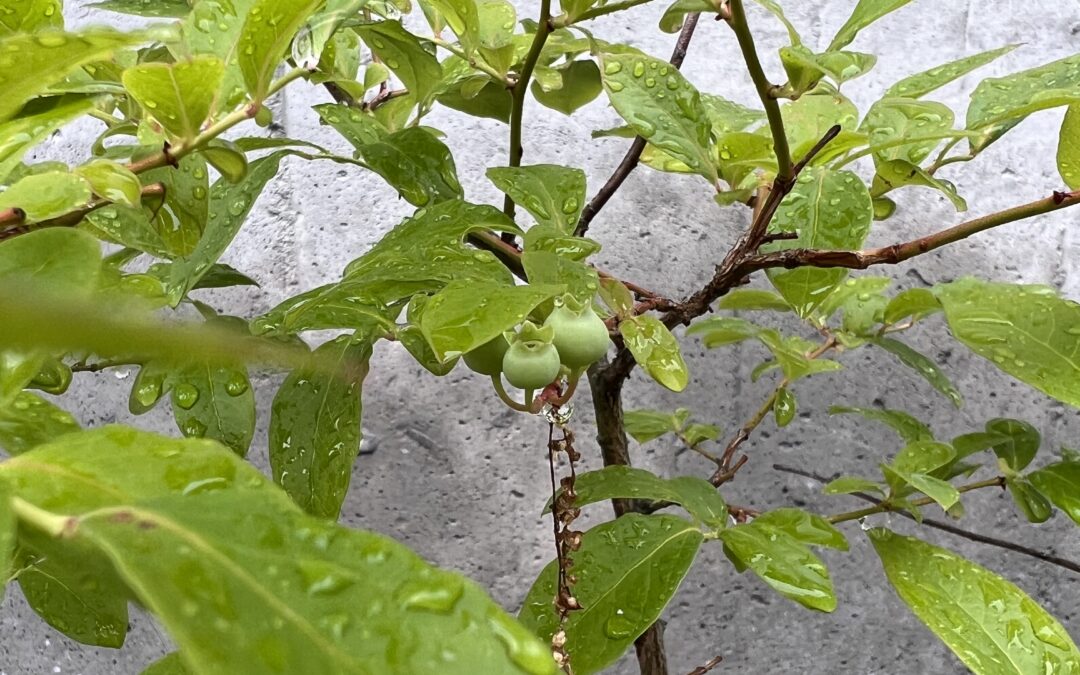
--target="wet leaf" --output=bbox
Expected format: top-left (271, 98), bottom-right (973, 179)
top-left (1028, 460), bottom-right (1080, 525)
top-left (936, 279), bottom-right (1080, 410)
top-left (720, 509), bottom-right (841, 612)
top-left (0, 30), bottom-right (141, 123)
top-left (967, 54), bottom-right (1080, 153)
top-left (166, 151), bottom-right (287, 303)
top-left (356, 21), bottom-right (443, 104)
top-left (169, 362), bottom-right (256, 456)
top-left (549, 466), bottom-right (728, 529)
top-left (270, 335), bottom-right (372, 519)
top-left (869, 337), bottom-right (962, 408)
top-left (1058, 104), bottom-right (1080, 189)
top-left (687, 316), bottom-right (762, 347)
top-left (869, 528), bottom-right (1080, 674)
top-left (520, 514), bottom-right (702, 674)
top-left (763, 168), bottom-right (872, 318)
top-left (883, 287), bottom-right (941, 325)
top-left (619, 315), bottom-right (689, 392)
top-left (773, 387), bottom-right (796, 427)
top-left (141, 652), bottom-right (191, 675)
top-left (487, 164), bottom-right (586, 233)
top-left (0, 97), bottom-right (96, 183)
top-left (0, 0), bottom-right (62, 34)
top-left (884, 44), bottom-right (1018, 99)
top-left (822, 476), bottom-right (883, 496)
top-left (201, 139), bottom-right (248, 183)
top-left (861, 98), bottom-right (953, 165)
top-left (598, 47), bottom-right (716, 183)
top-left (716, 289), bottom-right (791, 312)
top-left (873, 158), bottom-right (966, 211)
top-left (984, 418), bottom-right (1040, 472)
top-left (237, 0), bottom-right (323, 100)
top-left (0, 171), bottom-right (92, 222)
top-left (828, 0), bottom-right (913, 51)
top-left (420, 281), bottom-right (562, 360)
top-left (829, 405), bottom-right (933, 443)
top-left (623, 409), bottom-right (682, 443)
top-left (0, 476), bottom-right (12, 600)
top-left (122, 56), bottom-right (225, 141)
top-left (1007, 478), bottom-right (1052, 524)
top-left (0, 392), bottom-right (80, 456)
top-left (91, 0), bottom-right (190, 17)
top-left (74, 159), bottom-right (142, 207)
top-left (531, 60), bottom-right (602, 116)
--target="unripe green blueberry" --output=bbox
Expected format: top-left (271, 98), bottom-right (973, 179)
top-left (543, 294), bottom-right (611, 369)
top-left (463, 335), bottom-right (510, 376)
top-left (502, 322), bottom-right (561, 389)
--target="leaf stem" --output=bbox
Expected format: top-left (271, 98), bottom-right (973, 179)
top-left (726, 0), bottom-right (791, 181)
top-left (431, 38), bottom-right (512, 84)
top-left (502, 0), bottom-right (554, 221)
top-left (827, 477), bottom-right (1006, 523)
top-left (11, 497), bottom-right (75, 538)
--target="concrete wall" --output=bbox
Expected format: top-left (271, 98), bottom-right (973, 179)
top-left (3, 1), bottom-right (1080, 673)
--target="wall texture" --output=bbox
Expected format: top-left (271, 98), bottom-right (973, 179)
top-left (3, 1), bottom-right (1080, 673)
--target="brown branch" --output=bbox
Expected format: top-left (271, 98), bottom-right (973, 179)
top-left (0, 207), bottom-right (26, 230)
top-left (573, 13), bottom-right (701, 237)
top-left (0, 184), bottom-right (166, 241)
top-left (773, 464), bottom-right (1080, 575)
top-left (742, 188), bottom-right (1080, 274)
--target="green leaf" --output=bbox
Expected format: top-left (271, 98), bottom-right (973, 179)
top-left (682, 422), bottom-right (720, 447)
top-left (553, 466), bottom-right (728, 529)
top-left (1058, 104), bottom-right (1080, 189)
top-left (349, 125), bottom-right (464, 206)
top-left (3, 426), bottom-right (280, 648)
top-left (891, 440), bottom-right (956, 476)
top-left (420, 281), bottom-right (562, 360)
top-left (750, 0), bottom-right (800, 44)
top-left (967, 54), bottom-right (1080, 153)
top-left (1028, 460), bottom-right (1080, 525)
top-left (531, 60), bottom-right (602, 116)
top-left (936, 279), bottom-right (1080, 409)
top-left (166, 151), bottom-right (287, 303)
top-left (716, 289), bottom-right (791, 312)
top-left (139, 154), bottom-right (211, 258)
top-left (1007, 478), bottom-right (1052, 524)
top-left (884, 44), bottom-right (1018, 99)
top-left (763, 168), bottom-right (873, 317)
top-left (270, 335), bottom-right (371, 519)
top-left (201, 139), bottom-right (249, 183)
top-left (521, 251), bottom-right (598, 306)
top-left (984, 418), bottom-right (1040, 472)
top-left (238, 0), bottom-right (322, 100)
top-left (752, 508), bottom-right (848, 550)
top-left (902, 473), bottom-right (960, 510)
top-left (869, 528), bottom-right (1080, 674)
top-left (142, 652), bottom-right (191, 675)
top-left (0, 0), bottom-right (62, 34)
top-left (122, 56), bottom-right (225, 141)
top-left (828, 0), bottom-right (913, 51)
top-left (822, 476), bottom-right (883, 496)
top-left (0, 171), bottom-right (92, 223)
top-left (91, 0), bottom-right (190, 17)
top-left (0, 30), bottom-right (142, 123)
top-left (869, 337), bottom-right (962, 408)
top-left (81, 490), bottom-right (555, 675)
top-left (861, 98), bottom-right (953, 165)
top-left (701, 94), bottom-right (765, 135)
top-left (619, 315), bottom-right (689, 392)
top-left (598, 48), bottom-right (716, 183)
top-left (779, 85), bottom-right (859, 158)
top-left (756, 330), bottom-right (842, 381)
top-left (720, 510), bottom-right (841, 612)
top-left (883, 287), bottom-right (941, 325)
top-left (0, 228), bottom-right (102, 297)
top-left (829, 405), bottom-right (933, 443)
top-left (623, 409), bottom-right (681, 443)
top-left (74, 159), bottom-right (142, 207)
top-left (519, 514), bottom-right (702, 674)
top-left (169, 362), bottom-right (256, 456)
top-left (652, 0), bottom-right (712, 31)
top-left (773, 387), bottom-right (796, 427)
top-left (356, 21), bottom-right (443, 104)
top-left (487, 164), bottom-right (586, 233)
top-left (0, 97), bottom-right (96, 183)
top-left (0, 392), bottom-right (80, 456)
top-left (872, 158), bottom-right (967, 211)
top-left (686, 316), bottom-right (761, 347)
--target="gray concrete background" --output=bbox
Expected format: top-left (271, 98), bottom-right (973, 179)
top-left (3, 1), bottom-right (1080, 673)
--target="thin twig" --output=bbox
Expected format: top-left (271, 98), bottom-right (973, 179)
top-left (725, 0), bottom-right (791, 181)
top-left (687, 655), bottom-right (724, 675)
top-left (574, 14), bottom-right (701, 237)
top-left (711, 335), bottom-right (837, 485)
top-left (773, 464), bottom-right (1080, 575)
top-left (503, 0), bottom-right (554, 222)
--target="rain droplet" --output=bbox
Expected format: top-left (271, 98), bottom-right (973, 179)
top-left (173, 383), bottom-right (200, 409)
